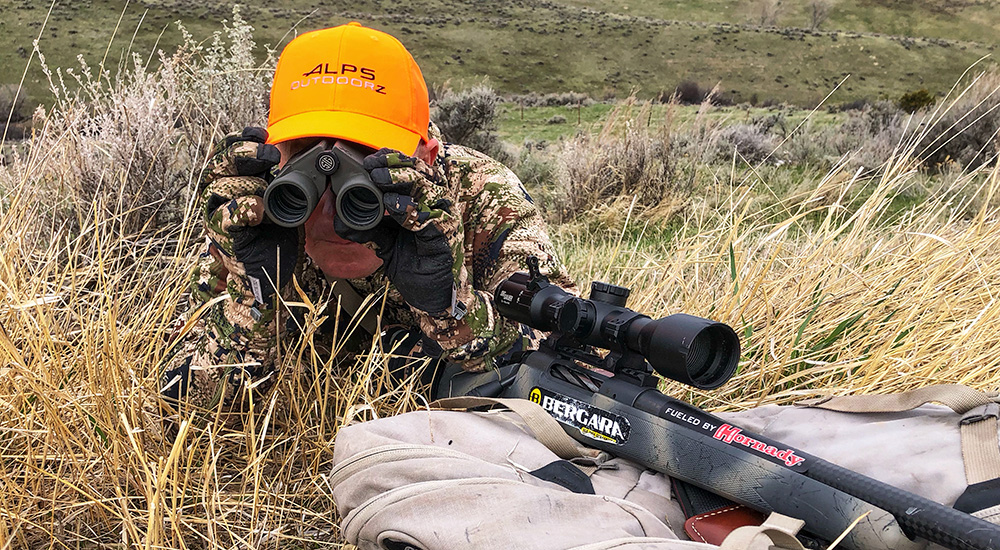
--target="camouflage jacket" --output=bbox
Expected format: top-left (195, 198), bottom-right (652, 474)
top-left (163, 136), bottom-right (575, 408)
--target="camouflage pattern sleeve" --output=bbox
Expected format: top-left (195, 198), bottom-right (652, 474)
top-left (160, 242), bottom-right (283, 411)
top-left (162, 248), bottom-right (341, 410)
top-left (414, 142), bottom-right (577, 371)
top-left (161, 131), bottom-right (303, 411)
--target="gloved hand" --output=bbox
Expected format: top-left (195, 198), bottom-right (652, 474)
top-left (334, 149), bottom-right (459, 316)
top-left (200, 127), bottom-right (299, 311)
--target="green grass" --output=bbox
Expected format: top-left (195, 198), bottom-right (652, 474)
top-left (497, 103), bottom-right (614, 144)
top-left (496, 101), bottom-right (845, 145)
top-left (1, 0), bottom-right (996, 116)
top-left (561, 0), bottom-right (1000, 44)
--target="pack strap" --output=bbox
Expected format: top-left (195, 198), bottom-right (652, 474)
top-left (797, 384), bottom-right (1000, 492)
top-left (327, 278), bottom-right (380, 336)
top-left (961, 404), bottom-right (1000, 484)
top-left (430, 396), bottom-right (601, 463)
top-left (795, 384), bottom-right (999, 415)
top-left (718, 512), bottom-right (806, 550)
top-left (973, 503), bottom-right (1000, 524)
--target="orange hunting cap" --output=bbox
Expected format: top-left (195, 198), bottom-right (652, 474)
top-left (267, 22), bottom-right (430, 153)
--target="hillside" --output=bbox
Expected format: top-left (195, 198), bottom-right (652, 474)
top-left (0, 0), bottom-right (996, 113)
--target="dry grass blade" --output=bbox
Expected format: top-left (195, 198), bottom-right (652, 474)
top-left (826, 511), bottom-right (871, 550)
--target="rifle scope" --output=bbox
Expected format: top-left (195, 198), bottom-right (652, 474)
top-left (263, 140), bottom-right (384, 231)
top-left (495, 272), bottom-right (740, 390)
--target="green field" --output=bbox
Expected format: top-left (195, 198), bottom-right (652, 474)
top-left (495, 101), bottom-right (845, 144)
top-left (0, 0), bottom-right (997, 114)
top-left (563, 0), bottom-right (1000, 44)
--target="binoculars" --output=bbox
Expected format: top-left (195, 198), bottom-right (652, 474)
top-left (263, 140), bottom-right (384, 230)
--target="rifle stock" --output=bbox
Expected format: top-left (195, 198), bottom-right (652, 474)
top-left (434, 263), bottom-right (1000, 550)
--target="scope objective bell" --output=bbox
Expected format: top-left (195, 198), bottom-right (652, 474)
top-left (494, 270), bottom-right (740, 391)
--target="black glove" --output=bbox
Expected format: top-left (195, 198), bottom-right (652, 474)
top-left (334, 149), bottom-right (458, 315)
top-left (201, 127), bottom-right (299, 307)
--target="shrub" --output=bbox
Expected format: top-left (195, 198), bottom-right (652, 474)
top-left (785, 100), bottom-right (906, 169)
top-left (0, 84), bottom-right (26, 123)
top-left (675, 80), bottom-right (707, 104)
top-left (713, 90), bottom-right (737, 106)
top-left (748, 0), bottom-right (784, 26)
top-left (829, 98), bottom-right (871, 113)
top-left (432, 84), bottom-right (514, 165)
top-left (808, 0), bottom-right (835, 31)
top-left (546, 101), bottom-right (678, 221)
top-left (849, 100), bottom-right (905, 136)
top-left (5, 6), bottom-right (275, 236)
top-left (917, 71), bottom-right (1000, 169)
top-left (898, 88), bottom-right (936, 113)
top-left (710, 122), bottom-right (781, 164)
top-left (511, 91), bottom-right (594, 107)
top-left (515, 147), bottom-right (557, 191)
top-left (0, 84), bottom-right (29, 143)
top-left (432, 84), bottom-right (500, 145)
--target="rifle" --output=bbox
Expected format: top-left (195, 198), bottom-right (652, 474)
top-left (433, 257), bottom-right (1000, 550)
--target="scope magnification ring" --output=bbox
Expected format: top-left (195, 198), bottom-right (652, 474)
top-left (316, 151), bottom-right (339, 175)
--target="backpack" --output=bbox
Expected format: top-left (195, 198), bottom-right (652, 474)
top-left (330, 397), bottom-right (805, 550)
top-left (329, 385), bottom-right (1000, 550)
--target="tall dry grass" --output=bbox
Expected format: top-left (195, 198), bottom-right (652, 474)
top-left (3, 11), bottom-right (1000, 550)
top-left (0, 187), bottom-right (422, 546)
top-left (554, 73), bottom-right (1000, 410)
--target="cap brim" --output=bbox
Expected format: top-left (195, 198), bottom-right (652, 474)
top-left (267, 110), bottom-right (423, 154)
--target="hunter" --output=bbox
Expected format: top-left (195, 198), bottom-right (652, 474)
top-left (161, 22), bottom-right (575, 409)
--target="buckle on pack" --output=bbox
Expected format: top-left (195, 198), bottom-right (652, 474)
top-left (961, 403), bottom-right (1000, 426)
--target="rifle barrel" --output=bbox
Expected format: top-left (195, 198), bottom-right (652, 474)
top-left (497, 354), bottom-right (1000, 550)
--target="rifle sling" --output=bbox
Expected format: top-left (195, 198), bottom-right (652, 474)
top-left (430, 396), bottom-right (603, 473)
top-left (326, 277), bottom-right (380, 336)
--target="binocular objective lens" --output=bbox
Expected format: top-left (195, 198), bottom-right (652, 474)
top-left (268, 185), bottom-right (310, 225)
top-left (340, 187), bottom-right (382, 229)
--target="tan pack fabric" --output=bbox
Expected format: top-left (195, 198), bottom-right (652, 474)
top-left (329, 399), bottom-right (813, 550)
top-left (330, 405), bottom-right (692, 550)
top-left (795, 384), bottom-right (1000, 485)
top-left (565, 512), bottom-right (805, 550)
top-left (330, 385), bottom-right (999, 550)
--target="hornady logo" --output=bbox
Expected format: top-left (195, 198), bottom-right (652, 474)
top-left (289, 63), bottom-right (386, 95)
top-left (713, 424), bottom-right (805, 467)
top-left (530, 387), bottom-right (630, 445)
